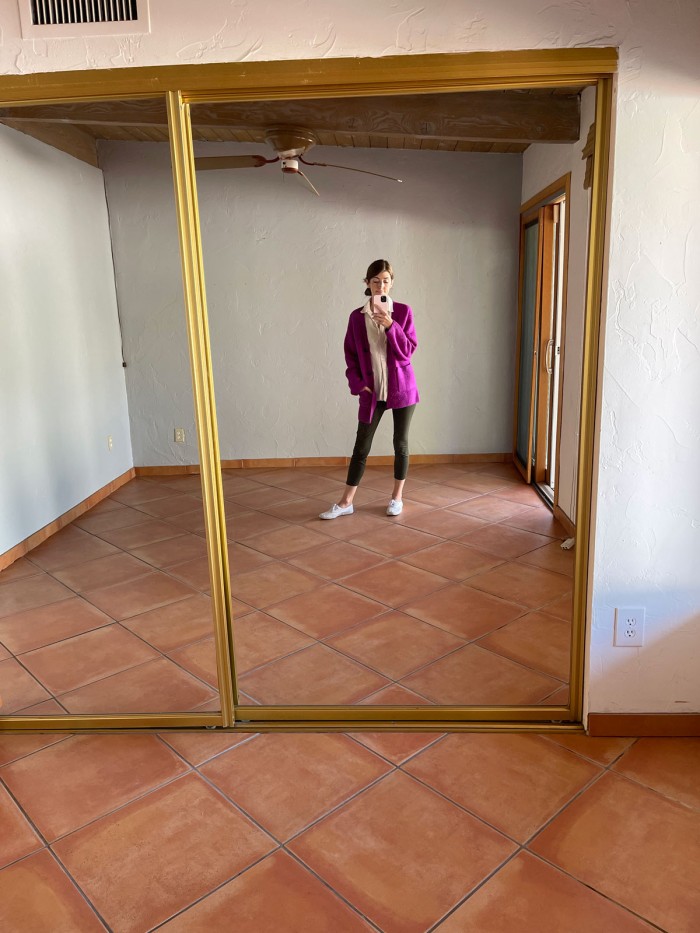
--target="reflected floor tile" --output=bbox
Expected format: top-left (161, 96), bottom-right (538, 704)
top-left (348, 524), bottom-right (440, 558)
top-left (288, 540), bottom-right (387, 580)
top-left (201, 733), bottom-right (391, 841)
top-left (304, 512), bottom-right (389, 541)
top-left (111, 479), bottom-right (182, 505)
top-left (239, 644), bottom-right (388, 705)
top-left (121, 594), bottom-right (215, 652)
top-left (458, 523), bottom-right (552, 559)
top-left (402, 583), bottom-right (526, 640)
top-left (243, 524), bottom-right (330, 559)
top-left (540, 591), bottom-right (573, 622)
top-left (503, 507), bottom-right (568, 537)
top-left (0, 597), bottom-right (112, 654)
top-left (405, 734), bottom-right (600, 842)
top-left (612, 738), bottom-right (700, 809)
top-left (226, 510), bottom-right (291, 541)
top-left (492, 484), bottom-right (545, 506)
top-left (289, 771), bottom-right (515, 933)
top-left (231, 562), bottom-right (322, 609)
top-left (0, 850), bottom-right (104, 933)
top-left (477, 611), bottom-right (572, 681)
top-left (129, 534), bottom-right (209, 569)
top-left (136, 494), bottom-right (203, 519)
top-left (232, 610), bottom-right (313, 674)
top-left (266, 584), bottom-right (385, 638)
top-left (327, 611), bottom-right (464, 679)
top-left (448, 495), bottom-right (532, 522)
top-left (26, 526), bottom-right (119, 571)
top-left (435, 851), bottom-right (654, 932)
top-left (21, 624), bottom-right (159, 695)
top-left (400, 509), bottom-right (487, 538)
top-left (530, 772), bottom-right (700, 932)
top-left (0, 658), bottom-right (51, 713)
top-left (467, 562), bottom-right (572, 609)
top-left (53, 552), bottom-right (153, 592)
top-left (1, 734), bottom-right (189, 841)
top-left (168, 637), bottom-right (218, 688)
top-left (0, 557), bottom-right (43, 585)
top-left (401, 541), bottom-right (504, 581)
top-left (93, 519), bottom-right (186, 550)
top-left (402, 644), bottom-right (561, 705)
top-left (53, 773), bottom-right (275, 933)
top-left (159, 850), bottom-right (373, 932)
top-left (74, 505), bottom-right (152, 535)
top-left (81, 572), bottom-right (196, 621)
top-left (0, 575), bottom-right (73, 620)
top-left (257, 499), bottom-right (330, 525)
top-left (403, 484), bottom-right (474, 508)
top-left (342, 560), bottom-right (450, 609)
top-left (517, 539), bottom-right (575, 576)
top-left (59, 657), bottom-right (217, 714)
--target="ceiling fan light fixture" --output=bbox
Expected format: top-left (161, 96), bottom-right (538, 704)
top-left (281, 158), bottom-right (300, 174)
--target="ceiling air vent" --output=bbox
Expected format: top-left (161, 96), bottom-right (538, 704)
top-left (19, 0), bottom-right (150, 38)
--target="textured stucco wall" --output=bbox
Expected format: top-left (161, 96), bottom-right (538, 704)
top-left (100, 141), bottom-right (522, 463)
top-left (521, 86), bottom-right (596, 526)
top-left (1, 0), bottom-right (699, 715)
top-left (0, 124), bottom-right (132, 553)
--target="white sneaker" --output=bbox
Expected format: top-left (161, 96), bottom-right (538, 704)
top-left (319, 503), bottom-right (354, 520)
top-left (386, 499), bottom-right (403, 516)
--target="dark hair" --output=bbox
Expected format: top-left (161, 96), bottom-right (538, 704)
top-left (364, 259), bottom-right (394, 295)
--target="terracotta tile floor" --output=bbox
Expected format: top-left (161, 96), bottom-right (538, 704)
top-left (0, 463), bottom-right (575, 713)
top-left (0, 732), bottom-right (697, 931)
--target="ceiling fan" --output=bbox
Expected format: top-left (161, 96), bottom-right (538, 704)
top-left (193, 126), bottom-right (403, 197)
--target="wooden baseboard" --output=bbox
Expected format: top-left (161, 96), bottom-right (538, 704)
top-left (135, 452), bottom-right (512, 476)
top-left (587, 713), bottom-right (700, 737)
top-left (553, 504), bottom-right (575, 536)
top-left (0, 468), bottom-right (135, 572)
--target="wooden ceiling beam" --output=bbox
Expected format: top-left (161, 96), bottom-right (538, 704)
top-left (0, 90), bottom-right (580, 144)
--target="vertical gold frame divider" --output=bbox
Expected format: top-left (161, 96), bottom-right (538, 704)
top-left (569, 76), bottom-right (614, 722)
top-left (166, 90), bottom-right (237, 726)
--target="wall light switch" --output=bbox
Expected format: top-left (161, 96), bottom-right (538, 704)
top-left (107, 435), bottom-right (113, 451)
top-left (174, 428), bottom-right (186, 443)
top-left (614, 607), bottom-right (645, 647)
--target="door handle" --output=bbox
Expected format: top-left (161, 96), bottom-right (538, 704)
top-left (545, 339), bottom-right (554, 375)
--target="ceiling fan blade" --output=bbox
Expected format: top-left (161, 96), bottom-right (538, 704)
top-left (194, 154), bottom-right (273, 171)
top-left (296, 169), bottom-right (321, 197)
top-left (299, 157), bottom-right (402, 183)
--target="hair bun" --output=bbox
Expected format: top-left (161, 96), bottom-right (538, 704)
top-left (364, 287), bottom-right (371, 296)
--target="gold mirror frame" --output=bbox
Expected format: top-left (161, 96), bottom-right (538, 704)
top-left (0, 48), bottom-right (616, 733)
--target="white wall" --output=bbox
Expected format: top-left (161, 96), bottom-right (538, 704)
top-left (521, 86), bottom-right (596, 524)
top-left (2, 0), bottom-right (699, 716)
top-left (100, 142), bottom-right (521, 463)
top-left (0, 124), bottom-right (132, 554)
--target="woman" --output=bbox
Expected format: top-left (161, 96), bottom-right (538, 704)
top-left (320, 259), bottom-right (419, 519)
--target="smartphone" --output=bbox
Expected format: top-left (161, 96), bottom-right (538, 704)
top-left (371, 294), bottom-right (388, 313)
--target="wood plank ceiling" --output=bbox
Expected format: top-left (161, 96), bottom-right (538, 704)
top-left (0, 88), bottom-right (583, 168)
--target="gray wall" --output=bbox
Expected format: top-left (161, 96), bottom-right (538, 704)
top-left (0, 125), bottom-right (132, 554)
top-left (101, 141), bottom-right (522, 464)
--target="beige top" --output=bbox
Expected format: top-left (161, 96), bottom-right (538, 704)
top-left (362, 296), bottom-right (393, 402)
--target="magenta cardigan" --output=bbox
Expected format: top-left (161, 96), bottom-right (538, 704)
top-left (343, 302), bottom-right (420, 423)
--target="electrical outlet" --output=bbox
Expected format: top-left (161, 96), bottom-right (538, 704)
top-left (107, 435), bottom-right (113, 451)
top-left (174, 428), bottom-right (186, 444)
top-left (614, 607), bottom-right (645, 647)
